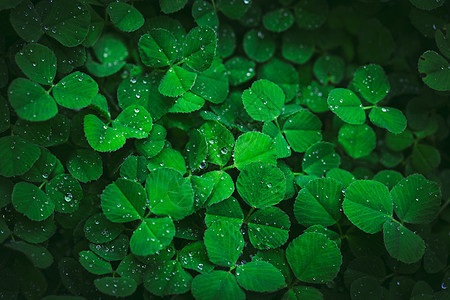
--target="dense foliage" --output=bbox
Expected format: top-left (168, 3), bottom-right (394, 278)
top-left (0, 0), bottom-right (449, 299)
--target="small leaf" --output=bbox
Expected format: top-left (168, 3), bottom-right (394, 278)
top-left (107, 2), bottom-right (144, 32)
top-left (179, 241), bottom-right (215, 273)
top-left (143, 260), bottom-right (192, 296)
top-left (94, 277), bottom-right (137, 297)
top-left (343, 180), bottom-right (393, 234)
top-left (160, 0), bottom-right (188, 14)
top-left (204, 220), bottom-right (244, 267)
top-left (159, 66), bottom-right (197, 98)
top-left (383, 222), bottom-right (425, 263)
top-left (283, 109), bottom-right (322, 153)
top-left (243, 29), bottom-right (275, 63)
top-left (286, 232), bottom-right (342, 283)
top-left (6, 241), bottom-right (53, 268)
top-left (418, 50), bottom-right (450, 92)
top-left (338, 124), bottom-right (376, 158)
top-left (46, 174), bottom-right (82, 214)
top-left (224, 56), bottom-right (255, 86)
top-left (84, 213), bottom-right (124, 244)
top-left (205, 197), bottom-right (244, 227)
top-left (350, 64), bottom-right (390, 104)
top-left (248, 207), bottom-right (290, 249)
top-left (369, 107), bottom-right (407, 134)
top-left (282, 30), bottom-right (315, 64)
top-left (113, 105), bottom-right (152, 139)
top-left (236, 261), bottom-right (285, 292)
top-left (67, 149), bottom-right (103, 183)
top-left (293, 0), bottom-right (328, 30)
top-left (9, 0), bottom-right (43, 42)
top-left (302, 142), bottom-right (340, 176)
top-left (138, 29), bottom-right (179, 68)
top-left (237, 162), bottom-right (286, 208)
top-left (242, 79), bottom-right (285, 122)
top-left (201, 171), bottom-right (234, 207)
top-left (263, 8), bottom-right (294, 32)
top-left (84, 114), bottom-right (126, 152)
top-left (313, 55), bottom-right (345, 85)
top-left (327, 88), bottom-right (365, 125)
top-left (79, 250), bottom-right (112, 275)
top-left (199, 121), bottom-right (234, 167)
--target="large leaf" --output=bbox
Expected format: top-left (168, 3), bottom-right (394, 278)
top-left (46, 174), bottom-right (83, 213)
top-left (286, 232), bottom-right (342, 283)
top-left (350, 64), bottom-right (390, 104)
top-left (236, 261), bottom-right (285, 292)
top-left (294, 177), bottom-right (343, 227)
top-left (236, 162), bottom-right (286, 208)
top-left (283, 109), bottom-right (322, 152)
top-left (199, 121), bottom-right (234, 167)
top-left (343, 180), bottom-right (393, 234)
top-left (130, 217), bottom-right (175, 256)
top-left (0, 136), bottom-right (40, 177)
top-left (204, 220), bottom-right (244, 267)
top-left (113, 105), bottom-right (152, 139)
top-left (15, 43), bottom-right (57, 85)
top-left (53, 72), bottom-right (98, 109)
top-left (183, 26), bottom-right (217, 72)
top-left (138, 29), bottom-right (179, 67)
top-left (145, 168), bottom-right (194, 220)
top-left (391, 174), bottom-right (441, 224)
top-left (383, 222), bottom-right (425, 263)
top-left (12, 182), bottom-right (54, 221)
top-left (248, 206), bottom-right (290, 249)
top-left (234, 132), bottom-right (276, 170)
top-left (101, 178), bottom-right (147, 223)
top-left (107, 2), bottom-right (144, 32)
top-left (242, 79), bottom-right (285, 122)
top-left (191, 271), bottom-right (245, 300)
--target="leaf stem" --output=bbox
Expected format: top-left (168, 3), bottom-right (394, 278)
top-left (39, 181), bottom-right (47, 189)
top-left (222, 164), bottom-right (235, 171)
top-left (363, 105), bottom-right (375, 110)
top-left (243, 207), bottom-right (255, 223)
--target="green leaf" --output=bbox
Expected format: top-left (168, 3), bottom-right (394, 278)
top-left (242, 79), bottom-right (285, 122)
top-left (53, 72), bottom-right (97, 109)
top-left (42, 0), bottom-right (90, 47)
top-left (93, 34), bottom-right (128, 65)
top-left (358, 19), bottom-right (394, 65)
top-left (0, 96), bottom-right (10, 133)
top-left (46, 174), bottom-right (82, 213)
top-left (0, 136), bottom-right (40, 177)
top-left (243, 29), bottom-right (275, 63)
top-left (14, 215), bottom-right (56, 244)
top-left (304, 225), bottom-right (341, 248)
top-left (410, 0), bottom-right (445, 11)
top-left (423, 236), bottom-right (448, 273)
top-left (216, 0), bottom-right (251, 19)
top-left (301, 81), bottom-right (333, 113)
top-left (326, 168), bottom-right (356, 187)
top-left (146, 168), bottom-right (194, 220)
top-left (373, 170), bottom-right (403, 190)
top-left (369, 107), bottom-right (407, 134)
top-left (67, 149), bottom-right (102, 183)
top-left (113, 105), bottom-right (152, 139)
top-left (343, 180), bottom-right (393, 234)
top-left (199, 121), bottom-right (234, 167)
top-left (6, 241), bottom-right (53, 268)
top-left (101, 178), bottom-right (146, 223)
top-left (201, 171), bottom-right (235, 207)
top-left (412, 144), bottom-right (441, 175)
top-left (237, 162), bottom-right (286, 208)
top-left (183, 26), bottom-right (217, 72)
top-left (179, 241), bottom-right (215, 273)
top-left (147, 148), bottom-right (187, 175)
top-left (263, 122), bottom-right (291, 159)
top-left (159, 66), bottom-right (197, 97)
top-left (138, 29), bottom-right (179, 68)
top-left (22, 148), bottom-right (57, 182)
top-left (191, 271), bottom-right (245, 300)
top-left (418, 50), bottom-right (450, 91)
top-left (205, 197), bottom-right (244, 227)
top-left (282, 286), bottom-right (323, 300)
top-left (190, 176), bottom-right (214, 210)
top-left (135, 124), bottom-right (166, 158)
top-left (94, 277), bottom-right (137, 297)
top-left (160, 0), bottom-right (188, 14)
top-left (234, 132), bottom-right (276, 170)
top-left (116, 255), bottom-right (147, 285)
top-left (90, 234), bottom-right (129, 261)
top-left (130, 217), bottom-right (175, 256)
top-left (391, 174), bottom-right (441, 224)
top-left (286, 232), bottom-right (342, 283)
top-left (302, 142), bottom-right (340, 176)
top-left (186, 129), bottom-right (208, 171)
top-left (79, 250), bottom-right (112, 275)
top-left (385, 130), bottom-right (414, 152)
top-left (8, 78), bottom-right (58, 122)
top-left (248, 206), bottom-right (290, 249)
top-left (338, 124), bottom-right (376, 158)
top-left (0, 218), bottom-right (10, 243)
top-left (84, 114), bottom-right (126, 152)
top-left (217, 23), bottom-right (236, 58)
top-left (350, 64), bottom-right (390, 104)
top-left (190, 58), bottom-right (229, 104)
top-left (263, 8), bottom-right (294, 32)
top-left (15, 43), bottom-right (57, 85)
top-left (350, 276), bottom-right (383, 300)
top-left (84, 213), bottom-right (124, 244)
top-left (282, 30), bottom-right (315, 64)
top-left (143, 260), bottom-right (192, 296)
top-left (283, 109), bottom-right (322, 153)
top-left (436, 24), bottom-right (450, 59)
top-left (313, 55), bottom-right (345, 85)
top-left (107, 2), bottom-right (144, 32)
top-left (12, 182), bottom-right (54, 221)
top-left (294, 177), bottom-right (343, 227)
top-left (327, 88), bottom-right (365, 125)
top-left (236, 261), bottom-right (285, 292)
top-left (225, 56), bottom-right (255, 86)
top-left (10, 0), bottom-right (43, 42)
top-left (293, 0), bottom-right (328, 30)
top-left (383, 222), bottom-right (425, 263)
top-left (258, 59), bottom-right (299, 102)
top-left (204, 220), bottom-right (244, 267)
top-left (192, 0), bottom-right (219, 29)
top-left (170, 92), bottom-right (205, 113)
